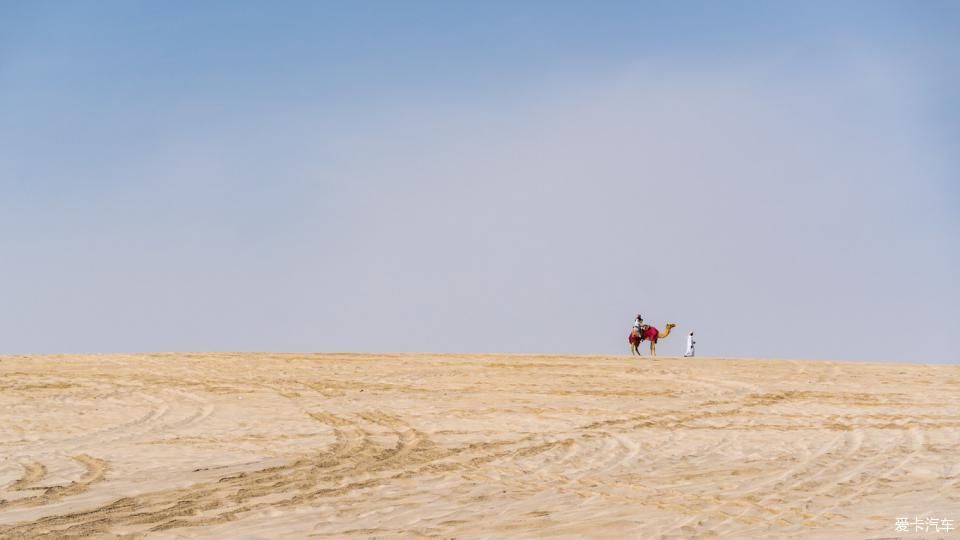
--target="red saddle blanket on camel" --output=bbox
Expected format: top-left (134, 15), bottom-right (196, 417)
top-left (629, 326), bottom-right (659, 344)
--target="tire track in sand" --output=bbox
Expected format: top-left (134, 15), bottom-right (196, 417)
top-left (6, 463), bottom-right (47, 492)
top-left (0, 455), bottom-right (107, 511)
top-left (0, 411), bottom-right (441, 537)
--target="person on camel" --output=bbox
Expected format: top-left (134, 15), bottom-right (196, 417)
top-left (630, 314), bottom-right (643, 342)
top-left (633, 314), bottom-right (643, 333)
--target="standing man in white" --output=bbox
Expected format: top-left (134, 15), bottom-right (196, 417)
top-left (684, 332), bottom-right (696, 357)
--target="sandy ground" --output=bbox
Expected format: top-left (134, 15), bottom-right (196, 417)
top-left (0, 353), bottom-right (957, 539)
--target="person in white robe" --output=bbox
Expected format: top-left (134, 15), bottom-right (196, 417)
top-left (684, 332), bottom-right (696, 357)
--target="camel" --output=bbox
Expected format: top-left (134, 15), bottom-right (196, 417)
top-left (629, 323), bottom-right (676, 356)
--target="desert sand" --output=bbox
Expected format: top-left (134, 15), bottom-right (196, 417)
top-left (0, 353), bottom-right (957, 539)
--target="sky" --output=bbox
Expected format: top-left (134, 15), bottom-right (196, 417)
top-left (0, 1), bottom-right (957, 362)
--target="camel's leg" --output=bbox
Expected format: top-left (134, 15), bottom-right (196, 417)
top-left (650, 342), bottom-right (656, 356)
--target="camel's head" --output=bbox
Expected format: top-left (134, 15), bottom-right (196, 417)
top-left (666, 323), bottom-right (676, 330)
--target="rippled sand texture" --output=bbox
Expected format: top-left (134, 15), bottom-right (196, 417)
top-left (0, 353), bottom-right (958, 539)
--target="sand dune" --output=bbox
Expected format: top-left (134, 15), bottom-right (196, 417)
top-left (0, 353), bottom-right (957, 538)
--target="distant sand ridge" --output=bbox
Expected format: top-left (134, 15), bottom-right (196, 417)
top-left (0, 353), bottom-right (957, 538)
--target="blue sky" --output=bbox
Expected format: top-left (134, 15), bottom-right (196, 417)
top-left (1, 1), bottom-right (957, 361)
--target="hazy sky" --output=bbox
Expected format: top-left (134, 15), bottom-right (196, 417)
top-left (1, 1), bottom-right (957, 361)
